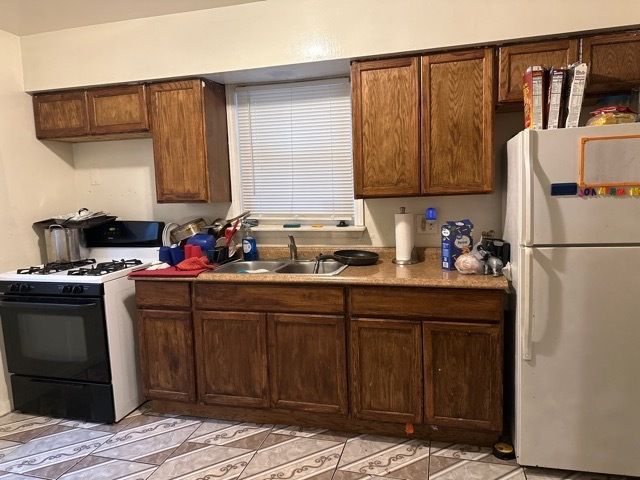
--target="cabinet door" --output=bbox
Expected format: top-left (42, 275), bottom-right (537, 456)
top-left (194, 311), bottom-right (269, 407)
top-left (268, 314), bottom-right (347, 414)
top-left (421, 48), bottom-right (494, 195)
top-left (423, 322), bottom-right (501, 431)
top-left (33, 91), bottom-right (89, 139)
top-left (581, 31), bottom-right (640, 94)
top-left (498, 39), bottom-right (579, 102)
top-left (149, 79), bottom-right (211, 203)
top-left (138, 309), bottom-right (195, 402)
top-left (350, 318), bottom-right (422, 423)
top-left (86, 85), bottom-right (149, 135)
top-left (351, 57), bottom-right (420, 198)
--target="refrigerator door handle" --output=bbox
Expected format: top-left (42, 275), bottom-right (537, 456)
top-left (522, 133), bottom-right (533, 246)
top-left (522, 248), bottom-right (534, 360)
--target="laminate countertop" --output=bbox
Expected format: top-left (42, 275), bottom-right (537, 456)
top-left (187, 248), bottom-right (509, 291)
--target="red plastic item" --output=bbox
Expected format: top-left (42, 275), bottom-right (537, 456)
top-left (176, 255), bottom-right (214, 271)
top-left (184, 245), bottom-right (204, 259)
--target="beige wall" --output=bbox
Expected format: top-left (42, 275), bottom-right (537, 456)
top-left (20, 0), bottom-right (640, 92)
top-left (71, 111), bottom-right (522, 247)
top-left (0, 29), bottom-right (77, 414)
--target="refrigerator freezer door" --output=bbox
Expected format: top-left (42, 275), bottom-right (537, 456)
top-left (516, 245), bottom-right (640, 476)
top-left (508, 123), bottom-right (640, 247)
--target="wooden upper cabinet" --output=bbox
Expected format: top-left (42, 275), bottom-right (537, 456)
top-left (137, 309), bottom-right (196, 403)
top-left (350, 318), bottom-right (423, 423)
top-left (351, 57), bottom-right (420, 198)
top-left (33, 91), bottom-right (90, 139)
top-left (268, 314), bottom-right (347, 414)
top-left (148, 79), bottom-right (231, 203)
top-left (423, 322), bottom-right (502, 432)
top-left (498, 39), bottom-right (579, 102)
top-left (421, 48), bottom-right (494, 195)
top-left (581, 31), bottom-right (640, 94)
top-left (194, 311), bottom-right (269, 408)
top-left (86, 85), bottom-right (149, 135)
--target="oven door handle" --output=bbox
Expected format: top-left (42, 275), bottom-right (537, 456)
top-left (0, 301), bottom-right (99, 310)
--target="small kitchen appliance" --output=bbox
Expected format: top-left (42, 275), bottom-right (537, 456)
top-left (0, 220), bottom-right (163, 423)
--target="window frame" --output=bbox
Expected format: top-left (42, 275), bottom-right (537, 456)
top-left (225, 79), bottom-right (364, 230)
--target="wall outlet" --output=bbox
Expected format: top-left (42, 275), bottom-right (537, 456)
top-left (416, 214), bottom-right (438, 235)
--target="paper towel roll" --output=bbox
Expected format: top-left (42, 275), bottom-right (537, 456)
top-left (395, 211), bottom-right (415, 261)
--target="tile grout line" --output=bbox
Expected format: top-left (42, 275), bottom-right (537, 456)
top-left (54, 424), bottom-right (122, 480)
top-left (329, 431), bottom-right (352, 480)
top-left (232, 423), bottom-right (276, 480)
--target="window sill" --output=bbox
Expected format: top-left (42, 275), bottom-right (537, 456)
top-left (252, 225), bottom-right (366, 233)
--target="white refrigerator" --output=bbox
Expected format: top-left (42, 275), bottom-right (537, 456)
top-left (504, 123), bottom-right (640, 477)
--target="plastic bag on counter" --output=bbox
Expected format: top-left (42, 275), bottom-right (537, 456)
top-left (454, 247), bottom-right (484, 275)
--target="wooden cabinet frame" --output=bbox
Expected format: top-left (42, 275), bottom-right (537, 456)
top-left (268, 313), bottom-right (348, 414)
top-left (138, 309), bottom-right (196, 403)
top-left (351, 57), bottom-right (421, 198)
top-left (421, 48), bottom-right (494, 195)
top-left (350, 317), bottom-right (423, 423)
top-left (581, 31), bottom-right (640, 94)
top-left (423, 321), bottom-right (502, 431)
top-left (498, 39), bottom-right (579, 102)
top-left (194, 311), bottom-right (269, 407)
top-left (136, 281), bottom-right (505, 444)
top-left (86, 85), bottom-right (149, 134)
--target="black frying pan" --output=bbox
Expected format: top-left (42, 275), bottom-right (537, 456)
top-left (316, 249), bottom-right (379, 266)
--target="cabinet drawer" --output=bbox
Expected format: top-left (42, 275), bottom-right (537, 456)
top-left (135, 281), bottom-right (191, 309)
top-left (194, 284), bottom-right (344, 314)
top-left (349, 287), bottom-right (503, 321)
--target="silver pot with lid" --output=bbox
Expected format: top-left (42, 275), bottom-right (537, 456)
top-left (45, 225), bottom-right (81, 263)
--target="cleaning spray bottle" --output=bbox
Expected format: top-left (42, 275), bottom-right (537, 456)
top-left (241, 221), bottom-right (259, 261)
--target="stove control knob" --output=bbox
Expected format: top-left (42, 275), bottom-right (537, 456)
top-left (62, 285), bottom-right (73, 294)
top-left (19, 284), bottom-right (31, 293)
top-left (9, 283), bottom-right (19, 292)
top-left (72, 286), bottom-right (84, 294)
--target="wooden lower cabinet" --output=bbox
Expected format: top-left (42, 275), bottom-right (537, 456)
top-left (194, 311), bottom-right (269, 407)
top-left (137, 309), bottom-right (196, 403)
top-left (350, 318), bottom-right (423, 423)
top-left (136, 280), bottom-right (505, 443)
top-left (423, 322), bottom-right (502, 431)
top-left (268, 314), bottom-right (347, 414)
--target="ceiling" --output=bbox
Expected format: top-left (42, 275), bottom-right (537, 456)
top-left (0, 0), bottom-right (262, 36)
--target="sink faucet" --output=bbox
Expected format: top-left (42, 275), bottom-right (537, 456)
top-left (288, 235), bottom-right (298, 261)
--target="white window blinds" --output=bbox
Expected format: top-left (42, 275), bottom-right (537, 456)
top-left (235, 78), bottom-right (355, 222)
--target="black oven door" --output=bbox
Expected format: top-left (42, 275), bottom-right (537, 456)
top-left (0, 296), bottom-right (110, 383)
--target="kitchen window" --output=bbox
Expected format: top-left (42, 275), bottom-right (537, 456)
top-left (228, 78), bottom-right (361, 228)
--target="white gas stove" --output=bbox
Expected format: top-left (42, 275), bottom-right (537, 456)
top-left (0, 247), bottom-right (158, 285)
top-left (0, 221), bottom-right (162, 423)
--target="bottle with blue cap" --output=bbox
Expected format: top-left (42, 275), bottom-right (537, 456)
top-left (241, 221), bottom-right (259, 261)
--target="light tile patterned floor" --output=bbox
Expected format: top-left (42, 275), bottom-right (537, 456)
top-left (0, 405), bottom-right (632, 480)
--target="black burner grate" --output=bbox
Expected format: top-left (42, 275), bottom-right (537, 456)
top-left (67, 259), bottom-right (143, 277)
top-left (17, 259), bottom-right (97, 275)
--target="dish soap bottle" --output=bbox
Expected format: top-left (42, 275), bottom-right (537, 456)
top-left (241, 221), bottom-right (259, 261)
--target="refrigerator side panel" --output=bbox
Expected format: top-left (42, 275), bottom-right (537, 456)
top-left (530, 123), bottom-right (640, 246)
top-left (504, 130), bottom-right (529, 253)
top-left (516, 245), bottom-right (640, 476)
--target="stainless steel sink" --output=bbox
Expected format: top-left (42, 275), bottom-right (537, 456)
top-left (213, 260), bottom-right (287, 274)
top-left (275, 260), bottom-right (347, 276)
top-left (213, 259), bottom-right (347, 276)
